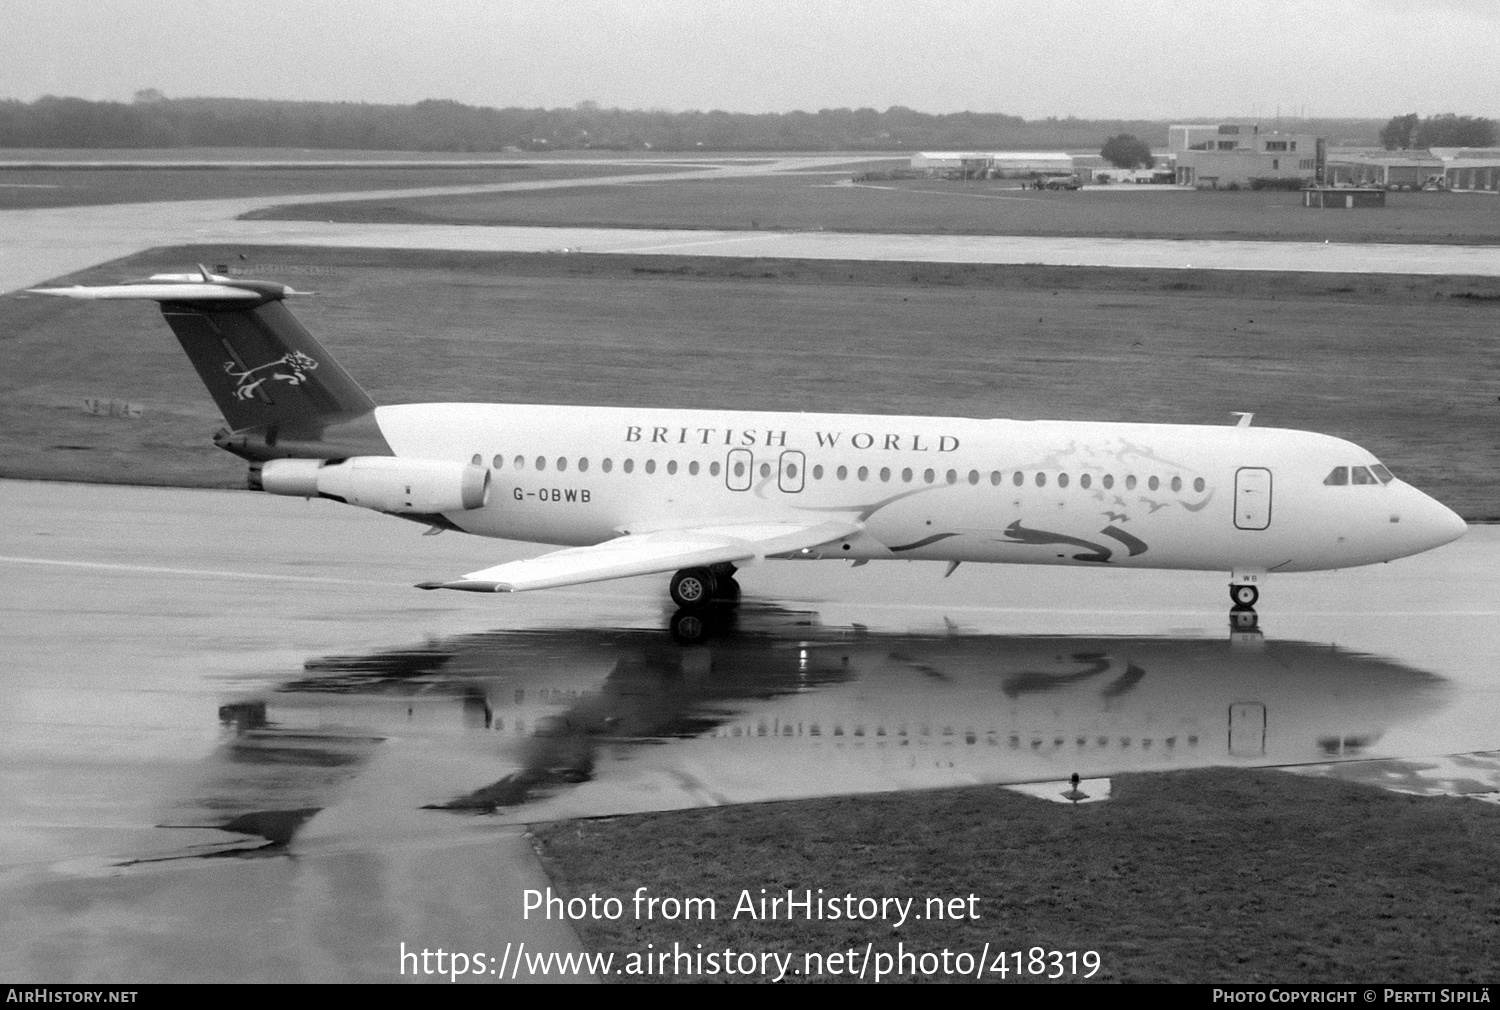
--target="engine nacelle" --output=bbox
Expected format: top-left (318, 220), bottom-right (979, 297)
top-left (257, 456), bottom-right (490, 514)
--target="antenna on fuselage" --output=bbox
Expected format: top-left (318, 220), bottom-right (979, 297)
top-left (1231, 412), bottom-right (1255, 427)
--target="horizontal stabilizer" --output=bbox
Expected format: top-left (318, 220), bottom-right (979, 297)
top-left (417, 519), bottom-right (862, 593)
top-left (30, 283), bottom-right (267, 302)
top-left (30, 268), bottom-right (374, 439)
top-left (28, 267), bottom-right (307, 305)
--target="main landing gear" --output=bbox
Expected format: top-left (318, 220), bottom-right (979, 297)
top-left (668, 564), bottom-right (741, 609)
top-left (1229, 583), bottom-right (1259, 610)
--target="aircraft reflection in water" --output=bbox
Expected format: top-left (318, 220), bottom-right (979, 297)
top-left (189, 604), bottom-right (1449, 846)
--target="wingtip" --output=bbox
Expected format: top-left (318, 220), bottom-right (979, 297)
top-left (414, 580), bottom-right (508, 593)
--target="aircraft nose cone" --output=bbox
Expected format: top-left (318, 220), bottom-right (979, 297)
top-left (1436, 502), bottom-right (1468, 545)
top-left (1411, 493), bottom-right (1467, 552)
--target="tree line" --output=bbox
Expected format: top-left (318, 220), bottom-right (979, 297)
top-left (1380, 113), bottom-right (1495, 150)
top-left (0, 93), bottom-right (1380, 153)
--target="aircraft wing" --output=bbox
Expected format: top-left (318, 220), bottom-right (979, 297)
top-left (416, 519), bottom-right (862, 593)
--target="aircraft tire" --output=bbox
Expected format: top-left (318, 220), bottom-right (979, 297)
top-left (670, 568), bottom-right (717, 609)
top-left (714, 576), bottom-right (742, 603)
top-left (1230, 584), bottom-right (1259, 610)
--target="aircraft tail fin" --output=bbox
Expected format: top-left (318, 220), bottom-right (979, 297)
top-left (30, 268), bottom-right (388, 459)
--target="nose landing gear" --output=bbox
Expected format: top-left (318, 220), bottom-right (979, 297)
top-left (1229, 583), bottom-right (1259, 610)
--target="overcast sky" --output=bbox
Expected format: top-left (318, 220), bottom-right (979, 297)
top-left (2, 0), bottom-right (1496, 121)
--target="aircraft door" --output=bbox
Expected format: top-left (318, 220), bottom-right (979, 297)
top-left (1234, 467), bottom-right (1272, 530)
top-left (778, 451), bottom-right (805, 493)
top-left (726, 448), bottom-right (753, 491)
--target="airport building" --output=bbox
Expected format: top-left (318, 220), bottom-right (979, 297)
top-left (1325, 150), bottom-right (1444, 190)
top-left (1169, 122), bottom-right (1324, 188)
top-left (1433, 148), bottom-right (1500, 192)
top-left (911, 151), bottom-right (1075, 178)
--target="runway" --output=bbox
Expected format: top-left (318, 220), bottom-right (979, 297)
top-left (2, 479), bottom-right (1496, 980)
top-left (7, 154), bottom-right (1500, 295)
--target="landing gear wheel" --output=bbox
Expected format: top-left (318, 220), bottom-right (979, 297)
top-left (1230, 584), bottom-right (1259, 610)
top-left (670, 568), bottom-right (717, 609)
top-left (714, 576), bottom-right (742, 603)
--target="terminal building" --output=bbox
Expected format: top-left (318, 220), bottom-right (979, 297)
top-left (1170, 123), bottom-right (1324, 188)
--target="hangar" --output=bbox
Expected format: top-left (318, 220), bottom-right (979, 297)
top-left (1434, 148), bottom-right (1500, 192)
top-left (1326, 151), bottom-right (1444, 190)
top-left (911, 151), bottom-right (1075, 179)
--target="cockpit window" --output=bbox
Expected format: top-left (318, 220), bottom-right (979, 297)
top-left (1323, 466), bottom-right (1348, 486)
top-left (1370, 464), bottom-right (1393, 485)
top-left (1351, 466), bottom-right (1377, 485)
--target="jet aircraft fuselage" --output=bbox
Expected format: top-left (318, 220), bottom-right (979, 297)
top-left (32, 270), bottom-right (1467, 607)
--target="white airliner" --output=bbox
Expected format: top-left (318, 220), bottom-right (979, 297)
top-left (33, 268), bottom-right (1467, 610)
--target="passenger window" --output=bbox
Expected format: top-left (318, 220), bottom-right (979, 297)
top-left (1103, 474), bottom-right (1114, 490)
top-left (710, 461), bottom-right (721, 476)
top-left (603, 458), bottom-right (612, 473)
top-left (624, 459), bottom-right (634, 474)
top-left (557, 458), bottom-right (568, 472)
top-left (666, 460), bottom-right (677, 475)
top-left (1125, 475), bottom-right (1137, 490)
top-left (1171, 476), bottom-right (1181, 492)
top-left (857, 466), bottom-right (869, 481)
top-left (689, 460), bottom-right (699, 475)
top-left (471, 453), bottom-right (482, 466)
top-left (1148, 476), bottom-right (1159, 491)
top-left (579, 458), bottom-right (589, 472)
top-left (1323, 467), bottom-right (1349, 486)
top-left (1193, 477), bottom-right (1205, 492)
top-left (760, 463), bottom-right (771, 477)
top-left (1370, 464), bottom-right (1393, 485)
top-left (1058, 473), bottom-right (1069, 488)
top-left (946, 469), bottom-right (957, 484)
top-left (514, 455), bottom-right (525, 470)
top-left (836, 465), bottom-right (848, 480)
top-left (989, 471), bottom-right (1000, 486)
top-left (901, 467), bottom-right (913, 483)
top-left (1035, 472), bottom-right (1047, 487)
top-left (812, 464), bottom-right (823, 479)
top-left (733, 461), bottom-right (744, 477)
top-left (879, 467), bottom-right (891, 482)
top-left (536, 456), bottom-right (546, 471)
top-left (1079, 474), bottom-right (1090, 489)
top-left (1013, 471), bottom-right (1024, 487)
top-left (1352, 466), bottom-right (1377, 485)
top-left (645, 460), bottom-right (657, 474)
top-left (786, 463), bottom-right (798, 479)
top-left (492, 454), bottom-right (504, 469)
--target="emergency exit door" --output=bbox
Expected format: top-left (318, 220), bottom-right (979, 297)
top-left (1234, 467), bottom-right (1272, 530)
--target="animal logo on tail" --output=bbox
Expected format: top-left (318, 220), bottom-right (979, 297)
top-left (224, 350), bottom-right (319, 400)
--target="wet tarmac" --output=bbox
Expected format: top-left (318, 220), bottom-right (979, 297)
top-left (2, 479), bottom-right (1497, 980)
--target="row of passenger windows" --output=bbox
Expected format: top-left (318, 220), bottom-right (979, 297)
top-left (1323, 464), bottom-right (1393, 486)
top-left (471, 452), bottom-right (1206, 493)
top-left (489, 716), bottom-right (1199, 751)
